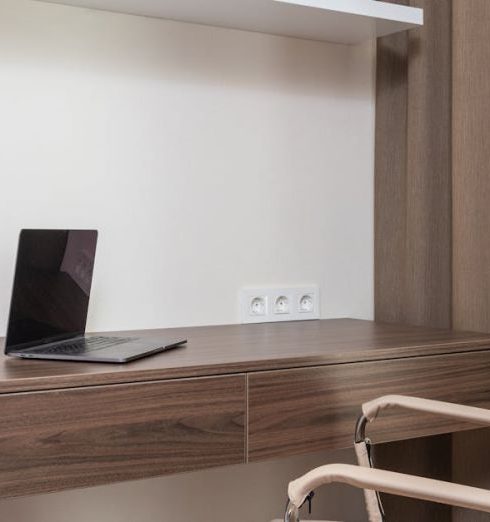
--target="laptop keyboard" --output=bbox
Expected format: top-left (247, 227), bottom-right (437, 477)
top-left (28, 336), bottom-right (135, 355)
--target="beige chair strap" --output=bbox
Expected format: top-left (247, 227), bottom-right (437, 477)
top-left (288, 464), bottom-right (490, 514)
top-left (362, 395), bottom-right (490, 426)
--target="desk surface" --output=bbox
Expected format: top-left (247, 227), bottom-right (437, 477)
top-left (2, 318), bottom-right (490, 498)
top-left (1, 318), bottom-right (490, 394)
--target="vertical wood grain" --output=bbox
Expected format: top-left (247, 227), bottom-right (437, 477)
top-left (375, 0), bottom-right (409, 325)
top-left (405, 0), bottom-right (452, 328)
top-left (373, 434), bottom-right (453, 521)
top-left (375, 0), bottom-right (452, 329)
top-left (452, 2), bottom-right (490, 520)
top-left (375, 1), bottom-right (453, 520)
top-left (452, 429), bottom-right (490, 522)
top-left (452, 0), bottom-right (490, 333)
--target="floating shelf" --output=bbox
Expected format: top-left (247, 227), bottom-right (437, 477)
top-left (36, 0), bottom-right (423, 44)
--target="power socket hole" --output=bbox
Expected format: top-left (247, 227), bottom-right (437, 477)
top-left (274, 295), bottom-right (290, 314)
top-left (299, 294), bottom-right (314, 313)
top-left (250, 297), bottom-right (267, 316)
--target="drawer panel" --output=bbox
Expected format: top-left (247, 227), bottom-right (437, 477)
top-left (248, 350), bottom-right (490, 461)
top-left (0, 375), bottom-right (245, 498)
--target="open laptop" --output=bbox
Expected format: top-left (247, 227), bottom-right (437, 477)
top-left (4, 229), bottom-right (186, 363)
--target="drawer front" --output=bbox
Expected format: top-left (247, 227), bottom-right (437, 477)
top-left (0, 375), bottom-right (245, 498)
top-left (248, 350), bottom-right (490, 461)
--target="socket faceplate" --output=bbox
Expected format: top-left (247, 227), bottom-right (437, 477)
top-left (240, 286), bottom-right (319, 324)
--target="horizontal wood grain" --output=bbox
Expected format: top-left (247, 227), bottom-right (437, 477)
top-left (1, 319), bottom-right (490, 393)
top-left (0, 375), bottom-right (245, 498)
top-left (248, 350), bottom-right (490, 461)
top-left (0, 319), bottom-right (490, 500)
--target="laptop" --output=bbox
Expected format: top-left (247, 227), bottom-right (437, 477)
top-left (4, 229), bottom-right (186, 363)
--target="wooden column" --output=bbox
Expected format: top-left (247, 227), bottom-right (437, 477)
top-left (375, 1), bottom-right (453, 520)
top-left (452, 2), bottom-right (490, 521)
top-left (375, 0), bottom-right (452, 329)
top-left (452, 1), bottom-right (490, 332)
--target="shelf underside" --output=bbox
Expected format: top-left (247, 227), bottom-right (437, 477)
top-left (35, 0), bottom-right (423, 44)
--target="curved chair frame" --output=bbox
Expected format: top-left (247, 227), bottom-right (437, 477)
top-left (284, 395), bottom-right (490, 522)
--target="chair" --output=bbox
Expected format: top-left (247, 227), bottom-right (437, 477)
top-left (274, 395), bottom-right (490, 522)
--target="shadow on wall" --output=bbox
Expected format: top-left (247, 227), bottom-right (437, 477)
top-left (0, 0), bottom-right (371, 99)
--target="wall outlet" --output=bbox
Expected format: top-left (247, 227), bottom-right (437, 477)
top-left (274, 295), bottom-right (291, 315)
top-left (250, 296), bottom-right (268, 316)
top-left (240, 286), bottom-right (319, 324)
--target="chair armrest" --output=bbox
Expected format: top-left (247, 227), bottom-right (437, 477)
top-left (288, 463), bottom-right (490, 514)
top-left (362, 395), bottom-right (490, 426)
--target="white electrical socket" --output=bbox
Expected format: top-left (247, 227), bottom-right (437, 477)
top-left (274, 295), bottom-right (290, 315)
top-left (240, 291), bottom-right (269, 323)
top-left (240, 286), bottom-right (319, 324)
top-left (250, 296), bottom-right (267, 316)
top-left (299, 293), bottom-right (314, 313)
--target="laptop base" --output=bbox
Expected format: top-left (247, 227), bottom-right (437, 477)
top-left (8, 337), bottom-right (187, 364)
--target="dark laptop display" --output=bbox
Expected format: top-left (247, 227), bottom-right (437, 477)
top-left (6, 230), bottom-right (97, 351)
top-left (5, 229), bottom-right (186, 363)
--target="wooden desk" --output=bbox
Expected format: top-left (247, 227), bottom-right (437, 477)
top-left (1, 318), bottom-right (490, 499)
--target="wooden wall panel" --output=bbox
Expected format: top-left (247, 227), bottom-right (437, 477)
top-left (375, 0), bottom-right (409, 325)
top-left (373, 434), bottom-right (453, 522)
top-left (377, 0), bottom-right (490, 519)
top-left (404, 0), bottom-right (452, 328)
top-left (453, 428), bottom-right (490, 522)
top-left (375, 1), bottom-right (453, 520)
top-left (375, 0), bottom-right (452, 329)
top-left (452, 2), bottom-right (490, 521)
top-left (452, 0), bottom-right (490, 332)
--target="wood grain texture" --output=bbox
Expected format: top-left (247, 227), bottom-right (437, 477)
top-left (0, 319), bottom-right (490, 394)
top-left (453, 428), bottom-right (490, 522)
top-left (0, 375), bottom-right (245, 498)
top-left (248, 349), bottom-right (490, 461)
top-left (375, 0), bottom-right (409, 325)
top-left (453, 0), bottom-right (490, 333)
top-left (373, 434), bottom-right (452, 521)
top-left (375, 0), bottom-right (452, 329)
top-left (452, 5), bottom-right (490, 520)
top-left (375, 3), bottom-right (453, 519)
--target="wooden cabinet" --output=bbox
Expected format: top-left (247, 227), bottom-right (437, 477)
top-left (248, 350), bottom-right (490, 461)
top-left (0, 375), bottom-right (246, 498)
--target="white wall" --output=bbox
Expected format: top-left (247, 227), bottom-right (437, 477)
top-left (0, 0), bottom-right (374, 520)
top-left (0, 0), bottom-right (374, 334)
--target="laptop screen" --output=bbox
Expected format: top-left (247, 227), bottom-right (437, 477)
top-left (5, 230), bottom-right (98, 352)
